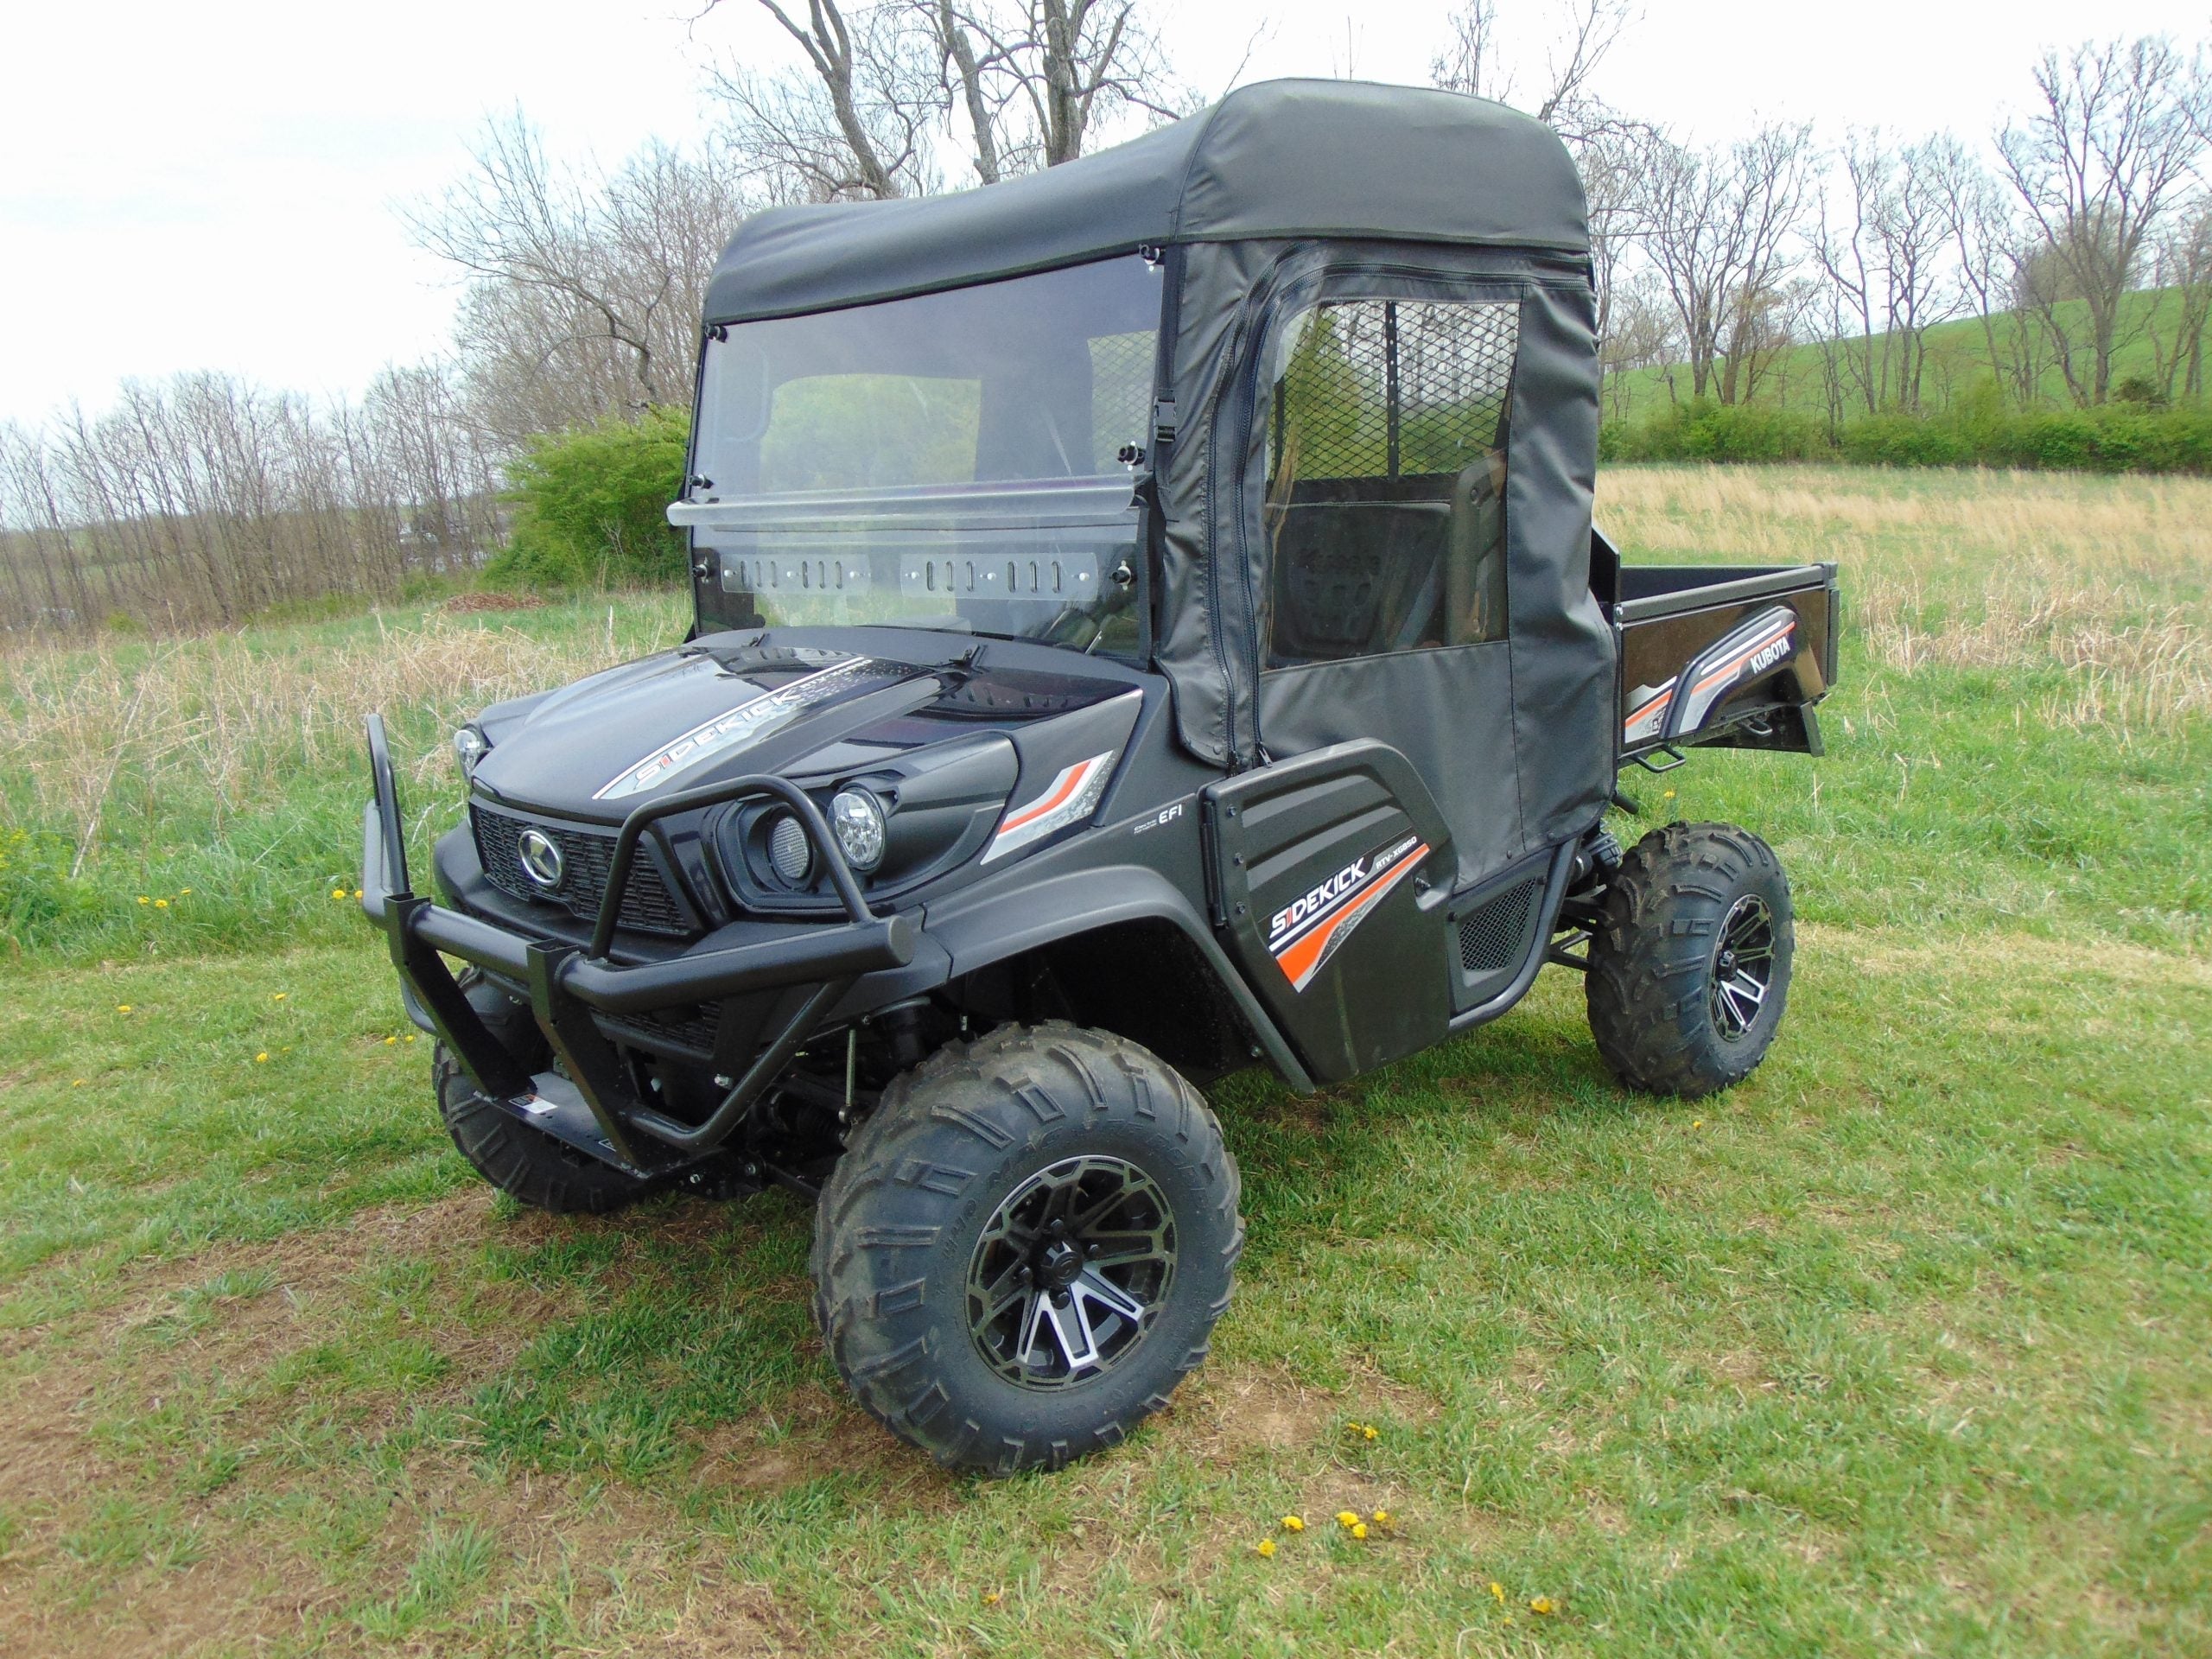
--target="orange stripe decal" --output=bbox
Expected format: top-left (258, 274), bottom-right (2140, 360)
top-left (998, 757), bottom-right (1094, 834)
top-left (1273, 841), bottom-right (1428, 992)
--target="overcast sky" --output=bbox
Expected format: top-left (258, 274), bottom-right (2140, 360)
top-left (5, 0), bottom-right (2209, 426)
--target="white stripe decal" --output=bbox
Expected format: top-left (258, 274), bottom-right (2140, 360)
top-left (982, 751), bottom-right (1116, 863)
top-left (593, 658), bottom-right (887, 801)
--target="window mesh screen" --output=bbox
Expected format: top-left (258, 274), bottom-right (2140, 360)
top-left (1090, 331), bottom-right (1155, 471)
top-left (1264, 298), bottom-right (1519, 665)
top-left (1271, 301), bottom-right (1519, 480)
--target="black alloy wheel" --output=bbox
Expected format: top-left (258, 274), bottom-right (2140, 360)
top-left (965, 1154), bottom-right (1178, 1389)
top-left (812, 1021), bottom-right (1241, 1475)
top-left (1585, 821), bottom-right (1796, 1098)
top-left (1709, 893), bottom-right (1778, 1042)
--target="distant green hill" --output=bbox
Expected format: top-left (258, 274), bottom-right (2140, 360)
top-left (1604, 285), bottom-right (2202, 423)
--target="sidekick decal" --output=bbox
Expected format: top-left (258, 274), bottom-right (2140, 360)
top-left (1268, 834), bottom-right (1431, 993)
top-left (982, 750), bottom-right (1117, 862)
top-left (593, 657), bottom-right (899, 802)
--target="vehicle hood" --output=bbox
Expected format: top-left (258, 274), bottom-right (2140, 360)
top-left (468, 634), bottom-right (1130, 822)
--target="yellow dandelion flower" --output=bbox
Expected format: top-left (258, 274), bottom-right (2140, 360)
top-left (1335, 1510), bottom-right (1358, 1528)
top-left (982, 1591), bottom-right (1001, 1605)
top-left (1371, 1510), bottom-right (1390, 1525)
top-left (404, 1033), bottom-right (416, 1043)
top-left (1490, 1581), bottom-right (1505, 1604)
top-left (116, 1004), bottom-right (132, 1014)
top-left (137, 896), bottom-right (149, 906)
top-left (383, 1035), bottom-right (397, 1045)
top-left (1692, 1118), bottom-right (1704, 1128)
top-left (1351, 1522), bottom-right (1369, 1540)
top-left (332, 887), bottom-right (346, 899)
top-left (73, 1079), bottom-right (86, 1087)
top-left (1529, 1597), bottom-right (1555, 1616)
top-left (1363, 1425), bottom-right (1378, 1440)
top-left (179, 887), bottom-right (192, 895)
top-left (353, 888), bottom-right (364, 899)
top-left (271, 992), bottom-right (286, 1001)
top-left (1255, 1538), bottom-right (1277, 1558)
top-left (1281, 1515), bottom-right (1304, 1532)
top-left (154, 899), bottom-right (168, 909)
top-left (255, 1052), bottom-right (269, 1064)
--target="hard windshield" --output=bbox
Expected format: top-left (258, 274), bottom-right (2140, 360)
top-left (678, 256), bottom-right (1162, 659)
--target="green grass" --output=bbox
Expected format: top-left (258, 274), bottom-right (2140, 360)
top-left (0, 468), bottom-right (2206, 1654)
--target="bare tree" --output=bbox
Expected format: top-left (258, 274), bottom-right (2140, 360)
top-left (1430, 0), bottom-right (1637, 132)
top-left (0, 370), bottom-right (502, 637)
top-left (1812, 132), bottom-right (1957, 416)
top-left (405, 118), bottom-right (752, 445)
top-left (1642, 124), bottom-right (1814, 404)
top-left (2144, 200), bottom-right (2212, 398)
top-left (1927, 134), bottom-right (2033, 403)
top-left (1997, 36), bottom-right (2209, 404)
top-left (709, 2), bottom-right (940, 200)
top-left (933, 0), bottom-right (1183, 169)
top-left (702, 0), bottom-right (1177, 200)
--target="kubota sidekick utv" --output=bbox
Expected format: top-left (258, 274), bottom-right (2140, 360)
top-left (359, 79), bottom-right (1839, 1473)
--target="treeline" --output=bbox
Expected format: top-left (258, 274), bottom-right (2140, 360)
top-left (0, 369), bottom-right (501, 634)
top-left (17, 3), bottom-right (2212, 638)
top-left (1601, 395), bottom-right (2212, 474)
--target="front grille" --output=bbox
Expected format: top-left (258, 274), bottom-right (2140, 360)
top-left (473, 806), bottom-right (691, 936)
top-left (602, 1001), bottom-right (721, 1054)
top-left (1458, 877), bottom-right (1541, 975)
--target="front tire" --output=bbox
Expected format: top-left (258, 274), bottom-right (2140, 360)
top-left (435, 1046), bottom-right (652, 1215)
top-left (1586, 821), bottom-right (1795, 1098)
top-left (811, 1022), bottom-right (1242, 1475)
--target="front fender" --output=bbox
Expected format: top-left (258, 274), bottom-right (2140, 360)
top-left (921, 859), bottom-right (1315, 1092)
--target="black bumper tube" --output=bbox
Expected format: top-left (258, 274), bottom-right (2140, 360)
top-left (358, 714), bottom-right (915, 1166)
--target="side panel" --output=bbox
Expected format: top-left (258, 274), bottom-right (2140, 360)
top-left (1618, 568), bottom-right (1837, 759)
top-left (1204, 742), bottom-right (1455, 1083)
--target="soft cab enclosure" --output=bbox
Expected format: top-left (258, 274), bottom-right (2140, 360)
top-left (679, 79), bottom-right (1620, 905)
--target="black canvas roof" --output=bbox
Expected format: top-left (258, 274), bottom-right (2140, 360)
top-left (702, 79), bottom-right (1587, 325)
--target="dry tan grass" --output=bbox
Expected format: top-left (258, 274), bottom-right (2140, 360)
top-left (1597, 467), bottom-right (2212, 733)
top-left (1, 601), bottom-right (684, 826)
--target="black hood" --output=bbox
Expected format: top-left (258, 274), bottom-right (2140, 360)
top-left (470, 632), bottom-right (1133, 823)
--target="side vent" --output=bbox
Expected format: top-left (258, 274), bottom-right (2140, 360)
top-left (1457, 877), bottom-right (1542, 975)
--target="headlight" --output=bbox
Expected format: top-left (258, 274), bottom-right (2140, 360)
top-left (766, 811), bottom-right (813, 885)
top-left (453, 724), bottom-right (488, 780)
top-left (830, 788), bottom-right (887, 873)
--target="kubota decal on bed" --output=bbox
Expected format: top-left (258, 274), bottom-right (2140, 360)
top-left (1267, 834), bottom-right (1431, 993)
top-left (1624, 605), bottom-right (1798, 747)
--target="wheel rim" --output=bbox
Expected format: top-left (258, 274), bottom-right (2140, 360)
top-left (1709, 893), bottom-right (1777, 1042)
top-left (965, 1154), bottom-right (1177, 1390)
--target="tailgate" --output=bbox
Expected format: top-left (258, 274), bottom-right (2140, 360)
top-left (1601, 537), bottom-right (1839, 762)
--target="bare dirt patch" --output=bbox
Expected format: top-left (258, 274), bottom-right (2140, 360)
top-left (690, 1383), bottom-right (959, 1509)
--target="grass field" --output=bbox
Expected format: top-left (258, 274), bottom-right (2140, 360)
top-left (2, 467), bottom-right (2208, 1656)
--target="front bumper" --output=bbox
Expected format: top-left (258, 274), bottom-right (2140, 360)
top-left (359, 715), bottom-right (915, 1178)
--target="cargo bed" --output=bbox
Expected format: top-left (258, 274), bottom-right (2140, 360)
top-left (1591, 529), bottom-right (1839, 765)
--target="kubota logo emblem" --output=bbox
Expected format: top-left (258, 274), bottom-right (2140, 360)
top-left (517, 828), bottom-right (564, 890)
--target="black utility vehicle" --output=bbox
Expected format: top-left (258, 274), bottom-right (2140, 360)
top-left (360, 81), bottom-right (1838, 1473)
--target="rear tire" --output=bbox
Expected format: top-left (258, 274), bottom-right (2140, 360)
top-left (1586, 821), bottom-right (1794, 1098)
top-left (811, 1021), bottom-right (1242, 1475)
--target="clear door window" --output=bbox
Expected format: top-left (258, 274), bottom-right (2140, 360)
top-left (1264, 299), bottom-right (1518, 667)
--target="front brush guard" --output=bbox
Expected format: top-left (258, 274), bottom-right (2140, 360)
top-left (359, 715), bottom-right (914, 1178)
